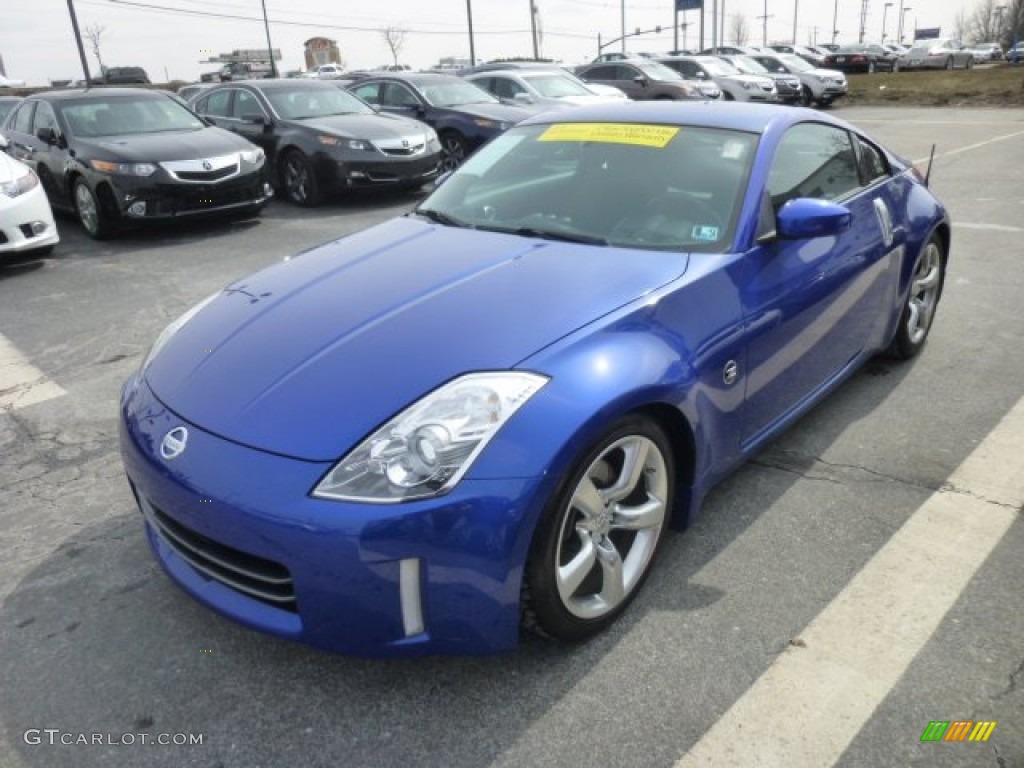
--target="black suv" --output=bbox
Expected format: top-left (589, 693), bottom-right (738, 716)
top-left (103, 67), bottom-right (150, 84)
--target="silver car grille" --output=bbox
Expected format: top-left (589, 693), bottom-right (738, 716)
top-left (160, 153), bottom-right (241, 183)
top-left (375, 137), bottom-right (426, 157)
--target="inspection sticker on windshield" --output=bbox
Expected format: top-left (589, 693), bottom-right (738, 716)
top-left (539, 123), bottom-right (680, 148)
top-left (692, 225), bottom-right (719, 242)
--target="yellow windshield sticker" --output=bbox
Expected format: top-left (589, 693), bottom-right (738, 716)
top-left (538, 123), bottom-right (680, 148)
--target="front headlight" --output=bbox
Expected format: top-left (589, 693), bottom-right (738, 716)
top-left (142, 292), bottom-right (220, 372)
top-left (426, 129), bottom-right (441, 150)
top-left (313, 371), bottom-right (548, 503)
top-left (90, 160), bottom-right (157, 176)
top-left (0, 168), bottom-right (39, 198)
top-left (318, 135), bottom-right (373, 151)
top-left (240, 147), bottom-right (264, 164)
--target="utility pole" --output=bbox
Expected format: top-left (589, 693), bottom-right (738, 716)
top-left (833, 0), bottom-right (840, 43)
top-left (529, 0), bottom-right (539, 59)
top-left (621, 0), bottom-right (626, 53)
top-left (466, 0), bottom-right (476, 64)
top-left (793, 0), bottom-right (798, 44)
top-left (859, 0), bottom-right (870, 43)
top-left (65, 0), bottom-right (93, 84)
top-left (711, 0), bottom-right (717, 49)
top-left (758, 0), bottom-right (772, 46)
top-left (881, 1), bottom-right (893, 42)
top-left (721, 0), bottom-right (726, 46)
top-left (260, 0), bottom-right (277, 77)
top-left (674, 5), bottom-right (679, 50)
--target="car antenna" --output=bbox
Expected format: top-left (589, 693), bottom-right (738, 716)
top-left (924, 143), bottom-right (936, 187)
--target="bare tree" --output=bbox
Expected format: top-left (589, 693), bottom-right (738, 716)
top-left (381, 26), bottom-right (407, 68)
top-left (951, 9), bottom-right (970, 41)
top-left (730, 13), bottom-right (750, 46)
top-left (83, 23), bottom-right (106, 75)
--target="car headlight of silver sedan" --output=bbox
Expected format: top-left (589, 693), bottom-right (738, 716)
top-left (240, 147), bottom-right (265, 165)
top-left (313, 372), bottom-right (548, 503)
top-left (426, 129), bottom-right (441, 151)
top-left (0, 167), bottom-right (39, 198)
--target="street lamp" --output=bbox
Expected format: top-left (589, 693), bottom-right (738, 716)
top-left (881, 2), bottom-right (894, 43)
top-left (899, 4), bottom-right (912, 43)
top-left (832, 0), bottom-right (840, 44)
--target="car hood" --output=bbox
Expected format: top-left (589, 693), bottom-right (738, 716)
top-left (145, 216), bottom-right (688, 461)
top-left (290, 112), bottom-right (431, 140)
top-left (809, 67), bottom-right (846, 79)
top-left (439, 101), bottom-right (538, 123)
top-left (76, 127), bottom-right (253, 162)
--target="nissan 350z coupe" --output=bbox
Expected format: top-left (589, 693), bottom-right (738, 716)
top-left (121, 103), bottom-right (950, 657)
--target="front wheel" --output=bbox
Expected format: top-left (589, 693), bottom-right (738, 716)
top-left (868, 60), bottom-right (876, 74)
top-left (73, 179), bottom-right (114, 239)
top-left (888, 234), bottom-right (946, 359)
top-left (280, 150), bottom-right (321, 206)
top-left (945, 56), bottom-right (954, 70)
top-left (522, 414), bottom-right (675, 641)
top-left (801, 85), bottom-right (815, 106)
top-left (439, 132), bottom-right (468, 172)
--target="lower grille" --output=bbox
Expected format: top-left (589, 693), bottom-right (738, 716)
top-left (142, 498), bottom-right (297, 611)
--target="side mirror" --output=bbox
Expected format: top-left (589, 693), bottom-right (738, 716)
top-left (776, 198), bottom-right (852, 240)
top-left (512, 92), bottom-right (534, 105)
top-left (241, 114), bottom-right (267, 125)
top-left (633, 75), bottom-right (649, 86)
top-left (0, 134), bottom-right (8, 150)
top-left (36, 127), bottom-right (60, 146)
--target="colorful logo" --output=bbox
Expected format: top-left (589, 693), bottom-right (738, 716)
top-left (920, 721), bottom-right (997, 742)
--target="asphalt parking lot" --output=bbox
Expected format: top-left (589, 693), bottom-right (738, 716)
top-left (1, 106), bottom-right (1022, 768)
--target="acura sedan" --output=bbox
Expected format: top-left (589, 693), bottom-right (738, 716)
top-left (191, 80), bottom-right (443, 206)
top-left (122, 103), bottom-right (950, 657)
top-left (0, 89), bottom-right (272, 239)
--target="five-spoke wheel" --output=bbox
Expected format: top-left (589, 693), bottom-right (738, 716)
top-left (889, 234), bottom-right (946, 359)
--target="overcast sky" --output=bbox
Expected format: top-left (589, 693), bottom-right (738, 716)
top-left (3, 0), bottom-right (976, 85)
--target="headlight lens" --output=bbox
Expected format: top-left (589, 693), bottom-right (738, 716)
top-left (0, 168), bottom-right (39, 198)
top-left (318, 135), bottom-right (373, 151)
top-left (141, 292), bottom-right (220, 372)
top-left (313, 371), bottom-right (548, 503)
top-left (426, 129), bottom-right (441, 150)
top-left (90, 160), bottom-right (157, 176)
top-left (240, 147), bottom-right (264, 164)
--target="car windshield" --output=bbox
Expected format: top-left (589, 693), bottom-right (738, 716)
top-left (635, 60), bottom-right (685, 80)
top-left (778, 54), bottom-right (814, 71)
top-left (522, 73), bottom-right (592, 97)
top-left (0, 101), bottom-right (18, 124)
top-left (265, 87), bottom-right (373, 119)
top-left (416, 121), bottom-right (758, 253)
top-left (59, 95), bottom-right (204, 137)
top-left (420, 80), bottom-right (498, 107)
top-left (729, 56), bottom-right (769, 74)
top-left (699, 57), bottom-right (741, 76)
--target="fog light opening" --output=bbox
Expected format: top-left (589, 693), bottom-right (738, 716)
top-left (29, 221), bottom-right (48, 236)
top-left (399, 558), bottom-right (424, 637)
top-left (127, 201), bottom-right (147, 217)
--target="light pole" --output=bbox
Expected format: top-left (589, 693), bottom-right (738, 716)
top-left (65, 0), bottom-right (93, 84)
top-left (881, 1), bottom-right (893, 43)
top-left (994, 5), bottom-right (1007, 42)
top-left (260, 0), bottom-right (277, 78)
top-left (899, 5), bottom-right (912, 43)
top-left (529, 0), bottom-right (539, 59)
top-left (621, 0), bottom-right (626, 53)
top-left (466, 0), bottom-right (476, 65)
top-left (832, 0), bottom-right (839, 44)
top-left (793, 0), bottom-right (799, 44)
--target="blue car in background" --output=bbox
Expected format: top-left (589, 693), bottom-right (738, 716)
top-left (348, 72), bottom-right (538, 171)
top-left (121, 103), bottom-right (950, 657)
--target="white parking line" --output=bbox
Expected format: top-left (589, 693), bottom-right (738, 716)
top-left (676, 396), bottom-right (1024, 768)
top-left (0, 333), bottom-right (66, 411)
top-left (913, 128), bottom-right (1024, 164)
top-left (953, 221), bottom-right (1024, 233)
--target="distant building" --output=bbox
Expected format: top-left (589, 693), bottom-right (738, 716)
top-left (433, 56), bottom-right (473, 70)
top-left (304, 38), bottom-right (343, 70)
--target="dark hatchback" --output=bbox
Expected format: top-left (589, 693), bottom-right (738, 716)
top-left (190, 80), bottom-right (442, 206)
top-left (823, 44), bottom-right (897, 73)
top-left (347, 73), bottom-right (538, 171)
top-left (0, 88), bottom-right (272, 238)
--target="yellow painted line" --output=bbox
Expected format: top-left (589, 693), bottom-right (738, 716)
top-left (0, 334), bottom-right (66, 410)
top-left (676, 395), bottom-right (1024, 768)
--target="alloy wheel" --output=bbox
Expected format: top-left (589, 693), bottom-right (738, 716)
top-left (906, 240), bottom-right (942, 345)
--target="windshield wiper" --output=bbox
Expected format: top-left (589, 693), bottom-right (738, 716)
top-left (476, 223), bottom-right (608, 246)
top-left (411, 208), bottom-right (472, 228)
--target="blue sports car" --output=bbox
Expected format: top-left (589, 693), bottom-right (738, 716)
top-left (120, 103), bottom-right (949, 657)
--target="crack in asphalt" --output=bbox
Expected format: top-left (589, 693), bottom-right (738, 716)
top-left (750, 451), bottom-right (1021, 510)
top-left (993, 657), bottom-right (1024, 700)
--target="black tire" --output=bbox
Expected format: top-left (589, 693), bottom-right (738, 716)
top-left (439, 132), bottom-right (468, 173)
top-left (893, 60), bottom-right (901, 72)
top-left (722, 91), bottom-right (735, 101)
top-left (815, 96), bottom-right (835, 108)
top-left (888, 233), bottom-right (946, 360)
top-left (73, 178), bottom-right (114, 240)
top-left (279, 150), bottom-right (321, 206)
top-left (965, 57), bottom-right (974, 70)
top-left (801, 85), bottom-right (815, 106)
top-left (945, 56), bottom-right (954, 70)
top-left (522, 414), bottom-right (675, 642)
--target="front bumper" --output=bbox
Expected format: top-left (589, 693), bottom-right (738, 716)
top-left (119, 374), bottom-right (545, 657)
top-left (0, 184), bottom-right (60, 256)
top-left (315, 149), bottom-right (443, 190)
top-left (104, 167), bottom-right (272, 221)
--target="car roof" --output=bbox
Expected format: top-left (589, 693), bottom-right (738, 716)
top-left (359, 72), bottom-right (463, 85)
top-left (27, 87), bottom-right (172, 102)
top-left (209, 78), bottom-right (337, 90)
top-left (515, 101), bottom-right (847, 136)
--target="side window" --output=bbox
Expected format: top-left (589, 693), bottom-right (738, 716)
top-left (492, 77), bottom-right (523, 99)
top-left (351, 82), bottom-right (380, 104)
top-left (855, 136), bottom-right (889, 185)
top-left (619, 65), bottom-right (640, 80)
top-left (203, 89), bottom-right (232, 117)
top-left (232, 90), bottom-right (265, 120)
top-left (585, 65), bottom-right (616, 80)
top-left (11, 102), bottom-right (35, 134)
top-left (381, 83), bottom-right (418, 107)
top-left (767, 122), bottom-right (861, 208)
top-left (678, 60), bottom-right (700, 78)
top-left (32, 102), bottom-right (59, 135)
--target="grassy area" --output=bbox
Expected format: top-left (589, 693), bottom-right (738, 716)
top-left (845, 63), bottom-right (1024, 107)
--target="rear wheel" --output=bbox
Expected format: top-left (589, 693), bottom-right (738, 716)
top-left (945, 56), bottom-right (954, 70)
top-left (522, 414), bottom-right (675, 641)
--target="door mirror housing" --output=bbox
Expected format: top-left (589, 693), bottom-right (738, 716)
top-left (633, 75), bottom-right (649, 86)
top-left (36, 127), bottom-right (59, 145)
top-left (241, 113), bottom-right (267, 125)
top-left (512, 92), bottom-right (534, 105)
top-left (775, 198), bottom-right (852, 240)
top-left (0, 134), bottom-right (8, 150)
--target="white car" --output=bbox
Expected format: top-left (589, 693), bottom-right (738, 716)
top-left (0, 136), bottom-right (59, 257)
top-left (659, 55), bottom-right (777, 102)
top-left (750, 52), bottom-right (848, 107)
top-left (465, 69), bottom-right (628, 108)
top-left (0, 74), bottom-right (27, 89)
top-left (314, 64), bottom-right (346, 80)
